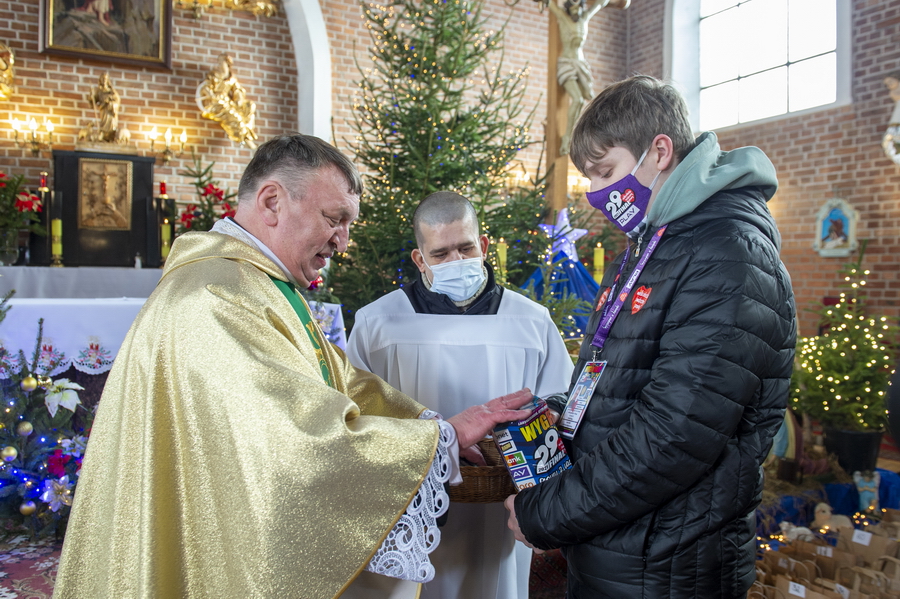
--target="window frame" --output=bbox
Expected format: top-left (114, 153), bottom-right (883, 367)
top-left (664, 0), bottom-right (852, 132)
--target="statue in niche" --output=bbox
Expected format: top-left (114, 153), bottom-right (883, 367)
top-left (547, 0), bottom-right (629, 155)
top-left (78, 73), bottom-right (133, 148)
top-left (196, 54), bottom-right (259, 149)
top-left (0, 41), bottom-right (13, 102)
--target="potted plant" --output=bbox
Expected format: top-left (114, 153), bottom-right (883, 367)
top-left (0, 171), bottom-right (46, 265)
top-left (790, 241), bottom-right (899, 474)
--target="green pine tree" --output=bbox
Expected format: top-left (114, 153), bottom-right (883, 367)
top-left (329, 0), bottom-right (538, 322)
top-left (791, 241), bottom-right (899, 431)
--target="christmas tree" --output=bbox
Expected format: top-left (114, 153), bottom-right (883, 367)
top-left (0, 296), bottom-right (93, 537)
top-left (791, 241), bottom-right (899, 431)
top-left (329, 0), bottom-right (540, 321)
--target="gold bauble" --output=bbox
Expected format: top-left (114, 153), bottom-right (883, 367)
top-left (15, 422), bottom-right (33, 437)
top-left (18, 501), bottom-right (36, 516)
top-left (1, 446), bottom-right (17, 462)
top-left (20, 376), bottom-right (38, 392)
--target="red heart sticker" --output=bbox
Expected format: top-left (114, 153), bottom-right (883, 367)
top-left (622, 188), bottom-right (635, 204)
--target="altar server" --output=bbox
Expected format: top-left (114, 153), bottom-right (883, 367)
top-left (346, 191), bottom-right (574, 599)
top-left (54, 134), bottom-right (532, 599)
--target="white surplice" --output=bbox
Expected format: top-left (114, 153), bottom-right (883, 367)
top-left (346, 288), bottom-right (574, 599)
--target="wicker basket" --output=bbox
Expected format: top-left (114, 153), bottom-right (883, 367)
top-left (448, 438), bottom-right (516, 503)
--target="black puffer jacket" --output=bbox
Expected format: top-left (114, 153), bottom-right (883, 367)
top-left (515, 137), bottom-right (796, 598)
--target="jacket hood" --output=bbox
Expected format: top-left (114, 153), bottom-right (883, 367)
top-left (161, 230), bottom-right (288, 284)
top-left (647, 131), bottom-right (779, 228)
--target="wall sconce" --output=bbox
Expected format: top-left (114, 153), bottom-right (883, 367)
top-left (11, 117), bottom-right (54, 156)
top-left (149, 127), bottom-right (187, 165)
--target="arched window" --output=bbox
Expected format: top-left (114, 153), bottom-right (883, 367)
top-left (666, 0), bottom-right (851, 132)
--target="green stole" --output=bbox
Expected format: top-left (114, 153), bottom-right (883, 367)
top-left (269, 276), bottom-right (334, 388)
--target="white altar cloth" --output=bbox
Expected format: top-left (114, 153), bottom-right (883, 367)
top-left (0, 298), bottom-right (147, 378)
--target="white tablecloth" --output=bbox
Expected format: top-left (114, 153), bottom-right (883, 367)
top-left (0, 298), bottom-right (147, 378)
top-left (0, 267), bottom-right (163, 299)
top-left (0, 296), bottom-right (346, 380)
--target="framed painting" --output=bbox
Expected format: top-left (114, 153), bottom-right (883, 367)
top-left (40, 0), bottom-right (172, 69)
top-left (813, 197), bottom-right (858, 258)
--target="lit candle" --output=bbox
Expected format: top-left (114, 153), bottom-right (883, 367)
top-left (160, 218), bottom-right (171, 260)
top-left (28, 118), bottom-right (37, 142)
top-left (11, 118), bottom-right (21, 133)
top-left (159, 181), bottom-right (168, 198)
top-left (39, 172), bottom-right (48, 192)
top-left (594, 243), bottom-right (604, 283)
top-left (45, 120), bottom-right (54, 142)
top-left (51, 219), bottom-right (63, 256)
top-left (497, 238), bottom-right (507, 274)
top-left (179, 130), bottom-right (187, 151)
top-left (164, 128), bottom-right (172, 148)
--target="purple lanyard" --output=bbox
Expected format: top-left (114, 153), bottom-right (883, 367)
top-left (591, 225), bottom-right (667, 353)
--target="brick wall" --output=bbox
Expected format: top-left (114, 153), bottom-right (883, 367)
top-left (0, 0), bottom-right (297, 205)
top-left (3, 0), bottom-right (899, 338)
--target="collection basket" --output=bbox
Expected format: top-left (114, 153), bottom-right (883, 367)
top-left (448, 438), bottom-right (516, 503)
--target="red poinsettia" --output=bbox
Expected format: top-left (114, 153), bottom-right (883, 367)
top-left (14, 193), bottom-right (42, 213)
top-left (47, 448), bottom-right (71, 478)
top-left (202, 183), bottom-right (226, 202)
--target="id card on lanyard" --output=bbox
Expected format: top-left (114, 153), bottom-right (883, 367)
top-left (559, 226), bottom-right (667, 440)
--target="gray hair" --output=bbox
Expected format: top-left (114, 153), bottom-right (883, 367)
top-left (237, 134), bottom-right (363, 203)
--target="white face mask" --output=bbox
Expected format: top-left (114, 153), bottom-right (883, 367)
top-left (425, 256), bottom-right (486, 302)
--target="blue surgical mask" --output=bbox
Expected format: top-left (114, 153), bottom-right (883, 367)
top-left (586, 148), bottom-right (661, 234)
top-left (425, 256), bottom-right (486, 302)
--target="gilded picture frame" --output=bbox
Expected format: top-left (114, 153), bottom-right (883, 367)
top-left (40, 0), bottom-right (172, 69)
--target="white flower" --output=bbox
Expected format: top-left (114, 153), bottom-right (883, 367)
top-left (44, 379), bottom-right (84, 418)
top-left (40, 476), bottom-right (74, 512)
top-left (59, 435), bottom-right (88, 458)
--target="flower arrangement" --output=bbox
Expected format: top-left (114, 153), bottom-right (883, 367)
top-left (790, 242), bottom-right (899, 431)
top-left (0, 171), bottom-right (45, 235)
top-left (0, 294), bottom-right (93, 537)
top-left (176, 154), bottom-right (237, 235)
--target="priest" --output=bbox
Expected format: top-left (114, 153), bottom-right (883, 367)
top-left (346, 191), bottom-right (574, 599)
top-left (54, 135), bottom-right (533, 599)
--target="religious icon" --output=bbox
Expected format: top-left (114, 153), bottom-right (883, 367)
top-left (78, 158), bottom-right (133, 231)
top-left (196, 54), bottom-right (259, 148)
top-left (813, 197), bottom-right (858, 258)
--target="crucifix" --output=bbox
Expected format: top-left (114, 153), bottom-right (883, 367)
top-left (543, 0), bottom-right (629, 213)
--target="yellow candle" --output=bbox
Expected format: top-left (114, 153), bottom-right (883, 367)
top-left (496, 238), bottom-right (507, 274)
top-left (161, 218), bottom-right (171, 260)
top-left (593, 243), bottom-right (604, 282)
top-left (51, 219), bottom-right (63, 256)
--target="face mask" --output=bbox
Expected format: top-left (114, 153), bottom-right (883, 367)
top-left (425, 256), bottom-right (486, 302)
top-left (585, 148), bottom-right (661, 234)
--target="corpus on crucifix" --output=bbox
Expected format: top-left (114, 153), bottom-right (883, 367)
top-left (547, 0), bottom-right (629, 156)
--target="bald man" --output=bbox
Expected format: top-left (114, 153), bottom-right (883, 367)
top-left (346, 191), bottom-right (574, 599)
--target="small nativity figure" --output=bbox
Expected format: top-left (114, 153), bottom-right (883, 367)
top-left (854, 470), bottom-right (880, 513)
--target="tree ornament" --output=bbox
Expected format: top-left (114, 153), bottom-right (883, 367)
top-left (18, 501), bottom-right (36, 516)
top-left (1, 446), bottom-right (17, 462)
top-left (20, 376), bottom-right (38, 392)
top-left (15, 422), bottom-right (33, 437)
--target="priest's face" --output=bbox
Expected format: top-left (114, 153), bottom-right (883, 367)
top-left (411, 216), bottom-right (489, 283)
top-left (270, 166), bottom-right (359, 287)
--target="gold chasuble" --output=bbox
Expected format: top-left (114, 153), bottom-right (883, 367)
top-left (54, 232), bottom-right (439, 599)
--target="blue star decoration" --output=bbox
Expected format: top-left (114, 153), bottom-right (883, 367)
top-left (538, 208), bottom-right (587, 261)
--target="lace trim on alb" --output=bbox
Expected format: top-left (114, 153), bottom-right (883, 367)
top-left (365, 420), bottom-right (454, 583)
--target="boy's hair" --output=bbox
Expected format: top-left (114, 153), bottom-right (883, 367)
top-left (570, 75), bottom-right (696, 174)
top-left (237, 133), bottom-right (363, 203)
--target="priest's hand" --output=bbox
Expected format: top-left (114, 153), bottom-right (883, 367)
top-left (504, 494), bottom-right (544, 554)
top-left (447, 388), bottom-right (533, 450)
